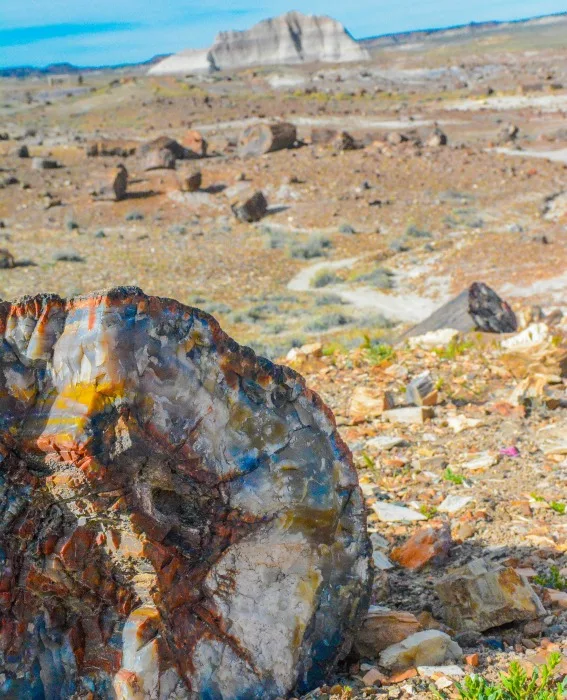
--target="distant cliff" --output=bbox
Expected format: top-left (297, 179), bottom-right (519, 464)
top-left (148, 11), bottom-right (370, 75)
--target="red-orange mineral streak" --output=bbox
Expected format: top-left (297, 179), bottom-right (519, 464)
top-left (0, 287), bottom-right (371, 699)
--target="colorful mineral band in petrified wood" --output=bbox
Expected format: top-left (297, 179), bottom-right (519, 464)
top-left (0, 287), bottom-right (372, 700)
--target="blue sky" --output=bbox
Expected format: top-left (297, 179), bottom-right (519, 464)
top-left (1, 0), bottom-right (566, 68)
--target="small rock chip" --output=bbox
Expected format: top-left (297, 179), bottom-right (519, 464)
top-left (372, 502), bottom-right (427, 523)
top-left (438, 495), bottom-right (473, 514)
top-left (383, 407), bottom-right (434, 425)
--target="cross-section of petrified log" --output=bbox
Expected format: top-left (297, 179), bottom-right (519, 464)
top-left (0, 287), bottom-right (371, 699)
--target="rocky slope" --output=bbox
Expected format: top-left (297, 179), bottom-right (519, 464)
top-left (149, 11), bottom-right (370, 75)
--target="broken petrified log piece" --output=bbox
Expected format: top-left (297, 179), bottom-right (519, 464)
top-left (231, 190), bottom-right (268, 222)
top-left (0, 287), bottom-right (371, 699)
top-left (178, 169), bottom-right (202, 192)
top-left (435, 560), bottom-right (544, 632)
top-left (468, 281), bottom-right (518, 333)
top-left (333, 131), bottom-right (358, 151)
top-left (391, 524), bottom-right (452, 571)
top-left (405, 371), bottom-right (435, 406)
top-left (0, 248), bottom-right (15, 268)
top-left (92, 164), bottom-right (128, 201)
top-left (238, 122), bottom-right (297, 157)
top-left (354, 607), bottom-right (421, 657)
top-left (182, 129), bottom-right (207, 158)
top-left (142, 147), bottom-right (176, 171)
top-left (401, 282), bottom-right (516, 340)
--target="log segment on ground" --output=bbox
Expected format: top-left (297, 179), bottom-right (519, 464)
top-left (238, 122), bottom-right (297, 157)
top-left (0, 287), bottom-right (371, 700)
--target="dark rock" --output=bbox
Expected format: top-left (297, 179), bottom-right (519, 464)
top-left (468, 282), bottom-right (518, 333)
top-left (231, 190), bottom-right (268, 222)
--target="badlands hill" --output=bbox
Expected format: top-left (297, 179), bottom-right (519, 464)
top-left (149, 11), bottom-right (370, 75)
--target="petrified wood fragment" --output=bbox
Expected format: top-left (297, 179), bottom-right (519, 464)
top-left (0, 288), bottom-right (371, 699)
top-left (238, 122), bottom-right (297, 157)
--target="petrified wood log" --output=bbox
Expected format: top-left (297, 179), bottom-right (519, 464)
top-left (238, 122), bottom-right (297, 157)
top-left (0, 288), bottom-right (371, 699)
top-left (231, 190), bottom-right (268, 222)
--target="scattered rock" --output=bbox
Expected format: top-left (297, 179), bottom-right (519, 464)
top-left (498, 123), bottom-right (519, 143)
top-left (501, 323), bottom-right (548, 350)
top-left (468, 282), bottom-right (517, 333)
top-left (437, 495), bottom-right (473, 514)
top-left (408, 328), bottom-right (461, 349)
top-left (32, 157), bottom-right (59, 170)
top-left (333, 131), bottom-right (358, 151)
top-left (383, 406), bottom-right (434, 425)
top-left (405, 371), bottom-right (435, 406)
top-left (355, 607), bottom-right (421, 658)
top-left (379, 630), bottom-right (462, 673)
top-left (391, 524), bottom-right (452, 571)
top-left (181, 129), bottom-right (208, 158)
top-left (142, 147), bottom-right (176, 171)
top-left (372, 502), bottom-right (427, 523)
top-left (238, 122), bottom-right (297, 157)
top-left (349, 386), bottom-right (384, 423)
top-left (231, 190), bottom-right (268, 222)
top-left (426, 128), bottom-right (448, 147)
top-left (435, 560), bottom-right (545, 632)
top-left (0, 248), bottom-right (15, 268)
top-left (178, 169), bottom-right (202, 192)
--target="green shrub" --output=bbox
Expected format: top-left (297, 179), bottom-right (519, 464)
top-left (406, 224), bottom-right (432, 239)
top-left (355, 267), bottom-right (394, 289)
top-left (289, 234), bottom-right (332, 259)
top-left (450, 652), bottom-right (567, 700)
top-left (312, 268), bottom-right (340, 288)
top-left (305, 313), bottom-right (352, 332)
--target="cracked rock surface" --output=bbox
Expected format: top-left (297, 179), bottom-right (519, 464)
top-left (0, 287), bottom-right (371, 699)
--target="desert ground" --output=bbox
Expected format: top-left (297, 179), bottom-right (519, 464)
top-left (1, 13), bottom-right (567, 699)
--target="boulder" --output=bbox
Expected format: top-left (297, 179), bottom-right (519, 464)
top-left (0, 287), bottom-right (371, 699)
top-left (379, 631), bottom-right (462, 672)
top-left (435, 560), bottom-right (545, 632)
top-left (354, 607), bottom-right (421, 657)
top-left (468, 282), bottom-right (517, 333)
top-left (231, 190), bottom-right (268, 222)
top-left (17, 144), bottom-right (29, 158)
top-left (401, 282), bottom-right (516, 341)
top-left (178, 169), bottom-right (202, 192)
top-left (182, 130), bottom-right (207, 158)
